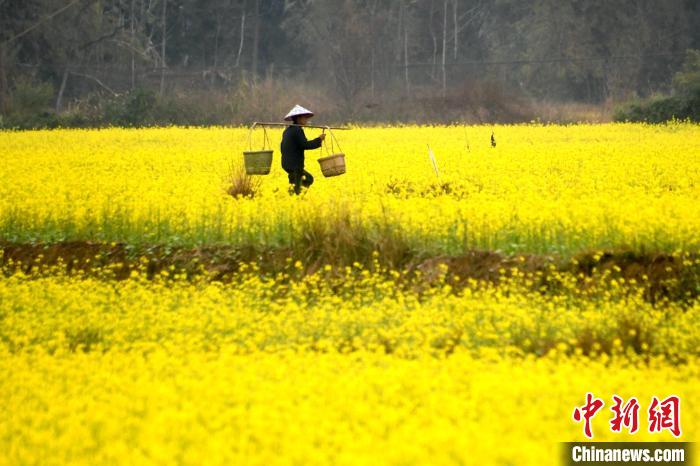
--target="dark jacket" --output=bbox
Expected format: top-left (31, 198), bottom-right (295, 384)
top-left (281, 125), bottom-right (322, 172)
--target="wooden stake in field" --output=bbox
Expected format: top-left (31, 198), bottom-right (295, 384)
top-left (427, 145), bottom-right (440, 178)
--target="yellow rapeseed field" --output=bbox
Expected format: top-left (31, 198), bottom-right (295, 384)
top-left (1, 124), bottom-right (698, 465)
top-left (1, 271), bottom-right (698, 465)
top-left (0, 123), bottom-right (698, 253)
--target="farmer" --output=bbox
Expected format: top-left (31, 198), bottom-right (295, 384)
top-left (281, 105), bottom-right (326, 195)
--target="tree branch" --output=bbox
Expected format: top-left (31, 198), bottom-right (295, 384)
top-left (79, 23), bottom-right (128, 51)
top-left (1, 0), bottom-right (85, 46)
top-left (70, 71), bottom-right (117, 95)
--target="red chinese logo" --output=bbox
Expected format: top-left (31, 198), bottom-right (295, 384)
top-left (648, 395), bottom-right (681, 437)
top-left (573, 394), bottom-right (681, 438)
top-left (610, 395), bottom-right (640, 434)
top-left (572, 392), bottom-right (605, 439)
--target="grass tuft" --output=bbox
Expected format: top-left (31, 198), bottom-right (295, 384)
top-left (224, 162), bottom-right (261, 199)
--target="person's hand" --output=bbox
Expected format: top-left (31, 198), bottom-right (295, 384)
top-left (319, 133), bottom-right (326, 141)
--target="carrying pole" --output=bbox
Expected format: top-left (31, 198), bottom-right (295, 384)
top-left (251, 121), bottom-right (351, 130)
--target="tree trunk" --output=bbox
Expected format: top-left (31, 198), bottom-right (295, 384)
top-left (235, 7), bottom-right (246, 68)
top-left (251, 0), bottom-right (260, 79)
top-left (56, 65), bottom-right (70, 113)
top-left (453, 0), bottom-right (458, 61)
top-left (369, 1), bottom-right (376, 99)
top-left (130, 0), bottom-right (135, 90)
top-left (429, 0), bottom-right (437, 79)
top-left (370, 51), bottom-right (375, 99)
top-left (0, 44), bottom-right (8, 114)
top-left (442, 0), bottom-right (447, 98)
top-left (96, 1), bottom-right (104, 69)
top-left (159, 0), bottom-right (167, 97)
top-left (404, 27), bottom-right (410, 96)
top-left (214, 20), bottom-right (221, 69)
top-left (397, 0), bottom-right (403, 60)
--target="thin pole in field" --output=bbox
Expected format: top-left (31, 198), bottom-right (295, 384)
top-left (427, 144), bottom-right (440, 179)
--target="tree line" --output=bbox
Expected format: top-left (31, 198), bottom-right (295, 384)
top-left (1, 0), bottom-right (699, 125)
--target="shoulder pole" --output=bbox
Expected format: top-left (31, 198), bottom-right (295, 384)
top-left (251, 122), bottom-right (351, 130)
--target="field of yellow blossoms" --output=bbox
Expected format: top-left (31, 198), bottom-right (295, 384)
top-left (1, 123), bottom-right (699, 253)
top-left (1, 123), bottom-right (698, 465)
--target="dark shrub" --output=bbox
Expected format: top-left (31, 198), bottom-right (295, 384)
top-left (614, 50), bottom-right (700, 123)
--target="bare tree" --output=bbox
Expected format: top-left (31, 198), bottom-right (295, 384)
top-left (442, 0), bottom-right (447, 97)
top-left (453, 0), bottom-right (457, 60)
top-left (0, 44), bottom-right (8, 113)
top-left (235, 3), bottom-right (246, 67)
top-left (159, 0), bottom-right (167, 96)
top-left (251, 0), bottom-right (259, 77)
top-left (130, 0), bottom-right (136, 89)
top-left (404, 18), bottom-right (410, 96)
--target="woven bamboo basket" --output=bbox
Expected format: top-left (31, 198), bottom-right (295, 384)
top-left (243, 150), bottom-right (273, 175)
top-left (243, 124), bottom-right (273, 175)
top-left (318, 153), bottom-right (346, 177)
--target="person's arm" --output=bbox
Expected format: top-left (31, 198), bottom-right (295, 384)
top-left (293, 126), bottom-right (323, 150)
top-left (302, 135), bottom-right (322, 150)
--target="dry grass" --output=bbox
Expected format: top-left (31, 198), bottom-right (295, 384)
top-left (155, 77), bottom-right (614, 125)
top-left (296, 202), bottom-right (413, 269)
top-left (529, 99), bottom-right (614, 123)
top-left (224, 162), bottom-right (261, 199)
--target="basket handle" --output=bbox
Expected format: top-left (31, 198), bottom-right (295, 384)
top-left (320, 127), bottom-right (342, 157)
top-left (247, 122), bottom-right (271, 151)
top-left (320, 128), bottom-right (330, 156)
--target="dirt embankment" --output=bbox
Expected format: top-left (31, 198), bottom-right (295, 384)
top-left (1, 241), bottom-right (698, 303)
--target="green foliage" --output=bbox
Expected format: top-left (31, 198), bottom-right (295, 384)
top-left (672, 50), bottom-right (700, 97)
top-left (0, 78), bottom-right (57, 128)
top-left (613, 95), bottom-right (685, 123)
top-left (0, 87), bottom-right (225, 129)
top-left (104, 88), bottom-right (229, 127)
top-left (9, 78), bottom-right (54, 115)
top-left (614, 50), bottom-right (700, 123)
top-left (104, 88), bottom-right (158, 127)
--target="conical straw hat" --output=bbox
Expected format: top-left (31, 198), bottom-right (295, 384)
top-left (284, 105), bottom-right (314, 121)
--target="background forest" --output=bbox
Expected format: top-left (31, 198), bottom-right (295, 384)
top-left (1, 0), bottom-right (699, 126)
